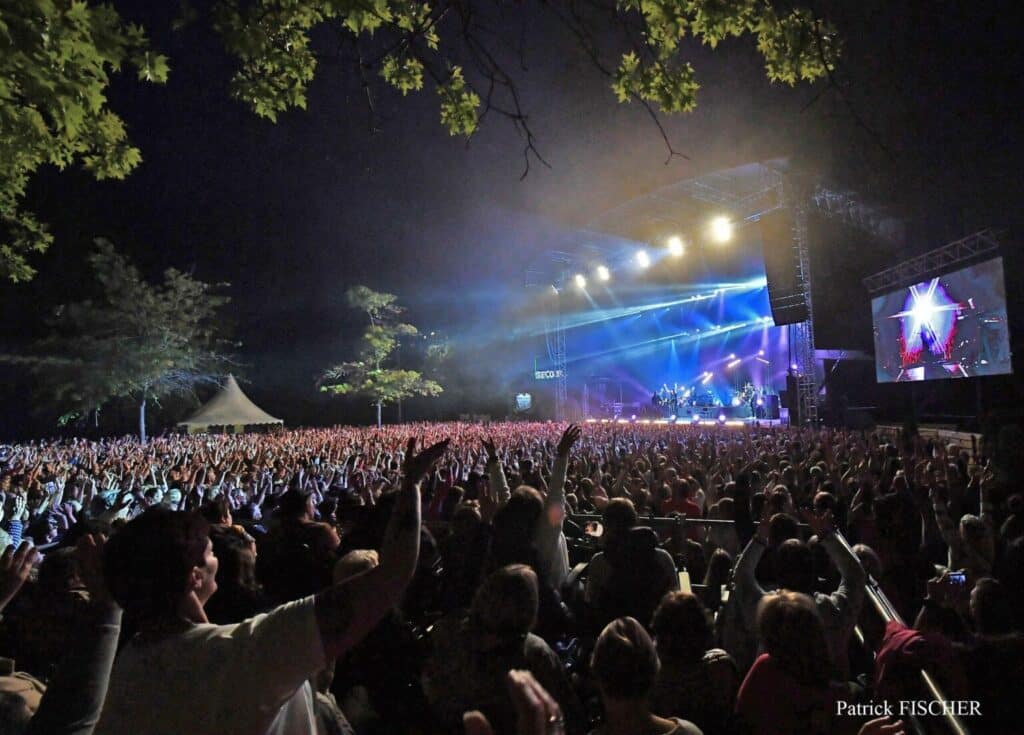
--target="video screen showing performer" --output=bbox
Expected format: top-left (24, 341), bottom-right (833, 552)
top-left (871, 256), bottom-right (1012, 383)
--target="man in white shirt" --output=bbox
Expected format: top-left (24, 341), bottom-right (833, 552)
top-left (94, 438), bottom-right (449, 735)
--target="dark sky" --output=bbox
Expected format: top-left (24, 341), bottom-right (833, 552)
top-left (2, 0), bottom-right (1022, 438)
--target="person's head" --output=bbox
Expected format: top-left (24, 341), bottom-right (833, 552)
top-left (970, 577), bottom-right (1016, 636)
top-left (333, 549), bottom-right (379, 585)
top-left (317, 497), bottom-right (338, 524)
top-left (492, 487), bottom-right (544, 548)
top-left (652, 591), bottom-right (712, 662)
top-left (704, 547), bottom-right (733, 586)
top-left (768, 512), bottom-right (800, 547)
top-left (603, 498), bottom-right (638, 538)
top-left (774, 538), bottom-right (815, 593)
top-left (451, 503), bottom-right (483, 537)
top-left (757, 591), bottom-right (831, 686)
top-left (470, 564), bottom-right (538, 639)
top-left (591, 616), bottom-right (660, 702)
top-left (104, 508), bottom-right (216, 621)
top-left (852, 543), bottom-right (883, 581)
top-left (199, 495), bottom-right (232, 526)
top-left (813, 491), bottom-right (837, 516)
top-left (278, 490), bottom-right (313, 521)
top-left (210, 532), bottom-right (259, 594)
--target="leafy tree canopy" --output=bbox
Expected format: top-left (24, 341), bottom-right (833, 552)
top-left (1, 0), bottom-right (839, 280)
top-left (16, 238), bottom-right (231, 439)
top-left (0, 0), bottom-right (168, 282)
top-left (321, 286), bottom-right (441, 422)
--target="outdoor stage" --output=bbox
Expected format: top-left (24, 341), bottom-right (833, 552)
top-left (584, 416), bottom-right (784, 427)
top-left (515, 161), bottom-right (839, 425)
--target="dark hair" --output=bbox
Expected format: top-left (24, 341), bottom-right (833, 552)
top-left (703, 548), bottom-right (733, 596)
top-left (768, 513), bottom-right (800, 547)
top-left (103, 508), bottom-right (211, 618)
top-left (278, 490), bottom-right (311, 519)
top-left (603, 498), bottom-right (638, 536)
top-left (652, 591), bottom-right (712, 661)
top-left (775, 539), bottom-right (815, 593)
top-left (199, 496), bottom-right (231, 525)
top-left (470, 564), bottom-right (539, 637)
top-left (591, 616), bottom-right (660, 700)
top-left (757, 591), bottom-right (831, 687)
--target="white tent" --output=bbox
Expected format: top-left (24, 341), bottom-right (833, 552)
top-left (177, 375), bottom-right (283, 433)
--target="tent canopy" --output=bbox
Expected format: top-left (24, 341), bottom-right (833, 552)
top-left (177, 375), bottom-right (282, 430)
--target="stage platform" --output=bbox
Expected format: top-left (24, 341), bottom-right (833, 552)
top-left (585, 417), bottom-right (784, 428)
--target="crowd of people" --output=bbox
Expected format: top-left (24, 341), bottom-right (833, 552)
top-left (0, 420), bottom-right (1021, 734)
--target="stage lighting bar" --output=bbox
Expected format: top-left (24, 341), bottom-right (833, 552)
top-left (727, 358), bottom-right (741, 369)
top-left (701, 372), bottom-right (713, 384)
top-left (574, 273), bottom-right (587, 289)
top-left (636, 249), bottom-right (651, 268)
top-left (667, 236), bottom-right (684, 256)
top-left (755, 357), bottom-right (770, 365)
top-left (596, 265), bottom-right (610, 282)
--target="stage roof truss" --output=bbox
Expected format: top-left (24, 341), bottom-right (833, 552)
top-left (811, 187), bottom-right (905, 246)
top-left (862, 229), bottom-right (1001, 295)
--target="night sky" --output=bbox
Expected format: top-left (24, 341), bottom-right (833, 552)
top-left (2, 0), bottom-right (1022, 439)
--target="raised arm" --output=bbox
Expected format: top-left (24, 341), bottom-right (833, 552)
top-left (483, 437), bottom-right (511, 506)
top-left (314, 437), bottom-right (448, 661)
top-left (548, 424), bottom-right (581, 514)
top-left (804, 510), bottom-right (866, 628)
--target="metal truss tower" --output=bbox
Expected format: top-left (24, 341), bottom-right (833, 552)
top-left (527, 262), bottom-right (571, 422)
top-left (790, 196), bottom-right (819, 424)
top-left (550, 293), bottom-right (568, 421)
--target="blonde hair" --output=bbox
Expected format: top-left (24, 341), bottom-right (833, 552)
top-left (333, 549), bottom-right (379, 585)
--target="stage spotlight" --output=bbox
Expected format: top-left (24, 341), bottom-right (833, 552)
top-left (756, 397), bottom-right (765, 407)
top-left (701, 372), bottom-right (713, 385)
top-left (758, 349), bottom-right (765, 356)
top-left (596, 265), bottom-right (610, 282)
top-left (667, 236), bottom-right (684, 256)
top-left (731, 397), bottom-right (742, 407)
top-left (718, 413), bottom-right (727, 424)
top-left (729, 353), bottom-right (736, 360)
top-left (669, 414), bottom-right (676, 421)
top-left (630, 414), bottom-right (637, 421)
top-left (636, 249), bottom-right (651, 268)
top-left (710, 216), bottom-right (734, 243)
top-left (727, 359), bottom-right (741, 369)
top-left (574, 273), bottom-right (587, 289)
top-left (790, 362), bottom-right (799, 372)
top-left (692, 415), bottom-right (700, 424)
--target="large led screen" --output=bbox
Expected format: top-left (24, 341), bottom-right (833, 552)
top-left (871, 257), bottom-right (1012, 383)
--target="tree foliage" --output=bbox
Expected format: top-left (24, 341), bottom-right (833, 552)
top-left (17, 238), bottom-right (231, 435)
top-left (212, 0), bottom-right (838, 160)
top-left (1, 0), bottom-right (838, 279)
top-left (320, 286), bottom-right (442, 415)
top-left (0, 0), bottom-right (168, 282)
